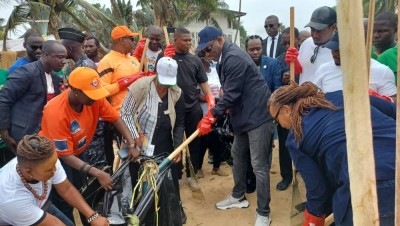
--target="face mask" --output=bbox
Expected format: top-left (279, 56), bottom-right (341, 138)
top-left (210, 60), bottom-right (218, 67)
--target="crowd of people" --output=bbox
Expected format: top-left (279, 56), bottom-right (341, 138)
top-left (0, 4), bottom-right (397, 226)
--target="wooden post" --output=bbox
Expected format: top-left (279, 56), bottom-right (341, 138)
top-left (395, 2), bottom-right (400, 225)
top-left (336, 0), bottom-right (379, 225)
top-left (289, 7), bottom-right (295, 81)
top-left (163, 26), bottom-right (170, 45)
top-left (138, 39), bottom-right (150, 72)
top-left (365, 0), bottom-right (375, 81)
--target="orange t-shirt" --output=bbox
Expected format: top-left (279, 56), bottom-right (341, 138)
top-left (40, 89), bottom-right (119, 156)
top-left (97, 50), bottom-right (140, 113)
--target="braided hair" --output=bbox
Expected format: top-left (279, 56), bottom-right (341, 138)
top-left (268, 82), bottom-right (339, 142)
top-left (17, 135), bottom-right (55, 165)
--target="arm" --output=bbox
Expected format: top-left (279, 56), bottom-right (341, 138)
top-left (199, 82), bottom-right (212, 96)
top-left (120, 92), bottom-right (140, 139)
top-left (97, 62), bottom-right (120, 96)
top-left (172, 93), bottom-right (185, 162)
top-left (271, 60), bottom-right (283, 91)
top-left (54, 179), bottom-right (109, 225)
top-left (112, 118), bottom-right (141, 160)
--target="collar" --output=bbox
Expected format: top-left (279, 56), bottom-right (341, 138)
top-left (110, 50), bottom-right (129, 58)
top-left (268, 34), bottom-right (279, 39)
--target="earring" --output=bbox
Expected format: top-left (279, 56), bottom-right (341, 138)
top-left (75, 93), bottom-right (78, 97)
top-left (29, 174), bottom-right (33, 179)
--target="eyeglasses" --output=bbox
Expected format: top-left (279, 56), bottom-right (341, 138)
top-left (264, 24), bottom-right (279, 29)
top-left (272, 105), bottom-right (284, 125)
top-left (30, 45), bottom-right (42, 51)
top-left (123, 36), bottom-right (135, 42)
top-left (248, 35), bottom-right (261, 39)
top-left (310, 46), bottom-right (320, 64)
top-left (204, 40), bottom-right (215, 53)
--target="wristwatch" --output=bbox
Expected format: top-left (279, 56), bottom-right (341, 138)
top-left (87, 212), bottom-right (99, 223)
top-left (128, 143), bottom-right (136, 148)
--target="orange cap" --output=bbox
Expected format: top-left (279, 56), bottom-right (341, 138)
top-left (111, 26), bottom-right (139, 40)
top-left (68, 67), bottom-right (109, 100)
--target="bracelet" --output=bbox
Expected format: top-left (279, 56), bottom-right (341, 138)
top-left (87, 212), bottom-right (99, 224)
top-left (79, 163), bottom-right (88, 172)
top-left (86, 165), bottom-right (93, 175)
top-left (128, 143), bottom-right (136, 148)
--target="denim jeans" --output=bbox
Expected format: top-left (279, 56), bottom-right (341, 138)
top-left (47, 203), bottom-right (74, 226)
top-left (336, 179), bottom-right (394, 226)
top-left (231, 121), bottom-right (274, 217)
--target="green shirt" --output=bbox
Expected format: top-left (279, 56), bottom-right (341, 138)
top-left (377, 45), bottom-right (397, 84)
top-left (371, 45), bottom-right (379, 60)
top-left (0, 68), bottom-right (8, 90)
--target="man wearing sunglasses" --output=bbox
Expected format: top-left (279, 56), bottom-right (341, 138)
top-left (196, 26), bottom-right (274, 226)
top-left (8, 30), bottom-right (44, 74)
top-left (262, 15), bottom-right (284, 58)
top-left (285, 6), bottom-right (336, 84)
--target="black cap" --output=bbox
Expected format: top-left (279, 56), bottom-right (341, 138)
top-left (324, 32), bottom-right (339, 50)
top-left (305, 6), bottom-right (337, 30)
top-left (58, 28), bottom-right (86, 43)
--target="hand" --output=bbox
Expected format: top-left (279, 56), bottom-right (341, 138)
top-left (285, 47), bottom-right (302, 74)
top-left (128, 146), bottom-right (141, 161)
top-left (0, 130), bottom-right (17, 154)
top-left (133, 38), bottom-right (147, 61)
top-left (173, 153), bottom-right (182, 163)
top-left (197, 111), bottom-right (217, 136)
top-left (282, 71), bottom-right (290, 85)
top-left (368, 89), bottom-right (393, 102)
top-left (117, 73), bottom-right (145, 90)
top-left (90, 215), bottom-right (109, 226)
top-left (96, 170), bottom-right (113, 191)
top-left (205, 93), bottom-right (216, 110)
top-left (164, 44), bottom-right (176, 57)
top-left (303, 209), bottom-right (325, 226)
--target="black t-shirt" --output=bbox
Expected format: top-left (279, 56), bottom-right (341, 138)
top-left (157, 52), bottom-right (208, 112)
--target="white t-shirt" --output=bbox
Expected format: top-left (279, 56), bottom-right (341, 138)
top-left (0, 158), bottom-right (67, 226)
top-left (146, 49), bottom-right (162, 72)
top-left (298, 37), bottom-right (333, 84)
top-left (313, 59), bottom-right (397, 97)
top-left (198, 67), bottom-right (221, 116)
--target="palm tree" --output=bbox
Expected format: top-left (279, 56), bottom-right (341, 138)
top-left (362, 0), bottom-right (397, 16)
top-left (136, 0), bottom-right (177, 27)
top-left (191, 0), bottom-right (233, 30)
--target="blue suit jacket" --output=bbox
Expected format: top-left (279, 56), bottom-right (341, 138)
top-left (0, 60), bottom-right (61, 142)
top-left (259, 55), bottom-right (282, 92)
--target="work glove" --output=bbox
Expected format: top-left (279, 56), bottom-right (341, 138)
top-left (117, 71), bottom-right (156, 90)
top-left (206, 93), bottom-right (216, 110)
top-left (368, 89), bottom-right (393, 102)
top-left (303, 209), bottom-right (325, 226)
top-left (133, 38), bottom-right (147, 62)
top-left (285, 47), bottom-right (302, 74)
top-left (197, 111), bottom-right (217, 136)
top-left (164, 44), bottom-right (176, 58)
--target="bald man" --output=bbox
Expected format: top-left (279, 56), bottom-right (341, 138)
top-left (0, 40), bottom-right (66, 153)
top-left (133, 25), bottom-right (164, 71)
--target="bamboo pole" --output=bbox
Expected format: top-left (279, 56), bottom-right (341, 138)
top-left (138, 39), bottom-right (150, 72)
top-left (234, 0), bottom-right (242, 44)
top-left (394, 2), bottom-right (400, 225)
top-left (336, 0), bottom-right (379, 225)
top-left (325, 213), bottom-right (334, 225)
top-left (163, 26), bottom-right (170, 45)
top-left (365, 0), bottom-right (375, 82)
top-left (289, 7), bottom-right (295, 81)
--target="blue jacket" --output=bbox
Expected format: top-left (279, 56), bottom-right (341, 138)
top-left (259, 55), bottom-right (282, 92)
top-left (0, 60), bottom-right (62, 142)
top-left (286, 91), bottom-right (395, 223)
top-left (211, 42), bottom-right (272, 133)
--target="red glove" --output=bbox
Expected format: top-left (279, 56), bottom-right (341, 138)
top-left (368, 89), bottom-right (393, 102)
top-left (133, 38), bottom-right (147, 62)
top-left (117, 72), bottom-right (146, 90)
top-left (164, 44), bottom-right (176, 58)
top-left (197, 111), bottom-right (217, 136)
top-left (206, 93), bottom-right (216, 110)
top-left (303, 209), bottom-right (325, 226)
top-left (285, 47), bottom-right (302, 74)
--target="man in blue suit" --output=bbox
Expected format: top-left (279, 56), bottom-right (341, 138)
top-left (0, 40), bottom-right (66, 154)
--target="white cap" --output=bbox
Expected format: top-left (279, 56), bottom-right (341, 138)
top-left (157, 57), bottom-right (178, 86)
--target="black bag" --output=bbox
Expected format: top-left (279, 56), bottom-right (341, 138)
top-left (213, 113), bottom-right (233, 143)
top-left (79, 165), bottom-right (112, 208)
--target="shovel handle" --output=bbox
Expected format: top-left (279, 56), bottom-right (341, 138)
top-left (167, 129), bottom-right (199, 161)
top-left (325, 213), bottom-right (334, 225)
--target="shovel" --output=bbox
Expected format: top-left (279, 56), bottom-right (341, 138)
top-left (290, 167), bottom-right (304, 226)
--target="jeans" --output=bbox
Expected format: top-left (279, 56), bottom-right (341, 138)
top-left (337, 179), bottom-right (394, 226)
top-left (277, 125), bottom-right (292, 181)
top-left (231, 122), bottom-right (274, 217)
top-left (47, 204), bottom-right (74, 226)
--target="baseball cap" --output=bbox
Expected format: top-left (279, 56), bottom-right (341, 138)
top-left (58, 28), bottom-right (86, 43)
top-left (111, 26), bottom-right (139, 40)
top-left (324, 32), bottom-right (339, 51)
top-left (305, 6), bottom-right (337, 30)
top-left (157, 57), bottom-right (178, 86)
top-left (196, 26), bottom-right (222, 51)
top-left (68, 67), bottom-right (109, 100)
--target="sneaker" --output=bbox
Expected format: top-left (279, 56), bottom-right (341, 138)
top-left (196, 169), bottom-right (204, 178)
top-left (216, 195), bottom-right (249, 210)
top-left (185, 178), bottom-right (201, 192)
top-left (211, 168), bottom-right (229, 176)
top-left (255, 213), bottom-right (271, 226)
top-left (208, 154), bottom-right (214, 164)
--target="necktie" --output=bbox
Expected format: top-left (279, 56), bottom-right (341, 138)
top-left (269, 37), bottom-right (275, 58)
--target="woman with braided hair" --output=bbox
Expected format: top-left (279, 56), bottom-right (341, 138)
top-left (0, 135), bottom-right (109, 226)
top-left (268, 82), bottom-right (396, 226)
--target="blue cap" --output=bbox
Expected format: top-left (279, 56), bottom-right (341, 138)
top-left (324, 32), bottom-right (339, 50)
top-left (196, 27), bottom-right (222, 51)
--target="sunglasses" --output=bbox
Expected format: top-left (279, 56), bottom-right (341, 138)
top-left (264, 24), bottom-right (278, 29)
top-left (310, 46), bottom-right (320, 64)
top-left (30, 45), bottom-right (42, 51)
top-left (272, 105), bottom-right (283, 125)
top-left (204, 40), bottom-right (215, 53)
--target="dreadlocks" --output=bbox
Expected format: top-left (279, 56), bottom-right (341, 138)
top-left (17, 135), bottom-right (54, 165)
top-left (268, 82), bottom-right (339, 141)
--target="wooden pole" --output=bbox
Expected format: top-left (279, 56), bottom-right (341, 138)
top-left (234, 0), bottom-right (242, 45)
top-left (289, 7), bottom-right (295, 81)
top-left (324, 213), bottom-right (334, 225)
top-left (336, 0), bottom-right (379, 225)
top-left (394, 1), bottom-right (400, 225)
top-left (365, 0), bottom-right (375, 82)
top-left (138, 39), bottom-right (150, 72)
top-left (163, 26), bottom-right (170, 45)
